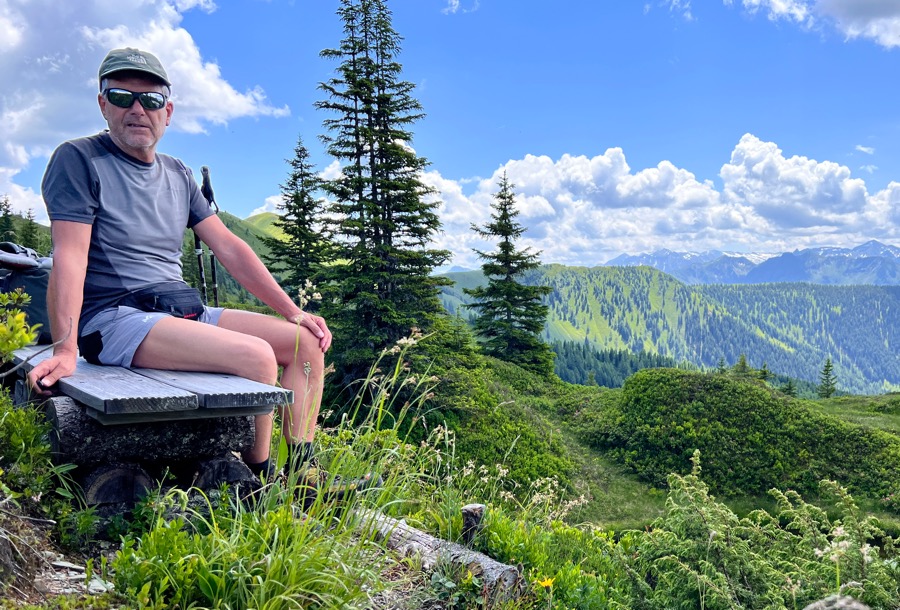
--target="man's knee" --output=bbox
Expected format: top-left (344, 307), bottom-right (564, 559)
top-left (232, 337), bottom-right (279, 384)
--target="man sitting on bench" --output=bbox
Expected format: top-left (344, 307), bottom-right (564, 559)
top-left (28, 47), bottom-right (333, 486)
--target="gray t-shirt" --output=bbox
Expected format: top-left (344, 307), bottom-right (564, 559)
top-left (42, 131), bottom-right (214, 332)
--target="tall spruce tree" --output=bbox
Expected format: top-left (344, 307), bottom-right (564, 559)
top-left (316, 0), bottom-right (450, 378)
top-left (263, 136), bottom-right (329, 311)
top-left (464, 173), bottom-right (554, 376)
top-left (818, 357), bottom-right (837, 398)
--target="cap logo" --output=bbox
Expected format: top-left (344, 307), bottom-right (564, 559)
top-left (126, 53), bottom-right (148, 65)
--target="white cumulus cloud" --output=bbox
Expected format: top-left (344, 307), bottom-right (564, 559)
top-left (725, 0), bottom-right (900, 48)
top-left (422, 134), bottom-right (896, 268)
top-left (0, 0), bottom-right (288, 219)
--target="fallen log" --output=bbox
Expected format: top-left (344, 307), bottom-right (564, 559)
top-left (357, 508), bottom-right (524, 602)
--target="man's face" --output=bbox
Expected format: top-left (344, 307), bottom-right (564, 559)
top-left (98, 74), bottom-right (173, 162)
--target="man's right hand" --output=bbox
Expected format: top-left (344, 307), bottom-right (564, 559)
top-left (27, 352), bottom-right (77, 396)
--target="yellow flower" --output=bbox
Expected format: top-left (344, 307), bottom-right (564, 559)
top-left (537, 577), bottom-right (554, 589)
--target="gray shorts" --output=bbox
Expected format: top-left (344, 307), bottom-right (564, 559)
top-left (80, 305), bottom-right (225, 367)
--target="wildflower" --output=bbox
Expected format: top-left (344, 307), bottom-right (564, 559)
top-left (462, 461), bottom-right (475, 477)
top-left (537, 577), bottom-right (554, 588)
top-left (860, 544), bottom-right (874, 564)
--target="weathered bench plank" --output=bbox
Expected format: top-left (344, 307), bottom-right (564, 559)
top-left (132, 368), bottom-right (292, 409)
top-left (13, 346), bottom-right (197, 415)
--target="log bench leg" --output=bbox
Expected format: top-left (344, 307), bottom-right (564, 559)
top-left (44, 397), bottom-right (256, 464)
top-left (82, 463), bottom-right (152, 506)
top-left (38, 396), bottom-right (262, 512)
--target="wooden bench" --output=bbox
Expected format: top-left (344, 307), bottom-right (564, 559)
top-left (10, 345), bottom-right (293, 507)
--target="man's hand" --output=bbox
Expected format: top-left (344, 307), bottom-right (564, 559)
top-left (27, 352), bottom-right (77, 396)
top-left (290, 312), bottom-right (332, 352)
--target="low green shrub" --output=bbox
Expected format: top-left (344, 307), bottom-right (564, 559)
top-left (599, 368), bottom-right (900, 503)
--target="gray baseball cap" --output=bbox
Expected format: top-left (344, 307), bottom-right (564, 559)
top-left (98, 47), bottom-right (171, 88)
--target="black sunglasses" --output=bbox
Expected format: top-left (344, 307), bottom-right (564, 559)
top-left (103, 88), bottom-right (168, 110)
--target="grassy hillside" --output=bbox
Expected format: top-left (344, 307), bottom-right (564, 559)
top-left (442, 265), bottom-right (900, 394)
top-left (453, 354), bottom-right (900, 535)
top-left (244, 211), bottom-right (287, 241)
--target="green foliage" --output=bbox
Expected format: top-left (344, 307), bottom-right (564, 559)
top-left (0, 289), bottom-right (41, 358)
top-left (781, 377), bottom-right (798, 397)
top-left (316, 0), bottom-right (450, 383)
top-left (596, 367), bottom-right (900, 503)
top-left (464, 173), bottom-right (554, 377)
top-left (0, 198), bottom-right (51, 254)
top-left (429, 567), bottom-right (485, 609)
top-left (262, 135), bottom-right (330, 310)
top-left (112, 493), bottom-right (380, 609)
top-left (552, 340), bottom-right (684, 387)
top-left (0, 389), bottom-right (89, 551)
top-left (618, 455), bottom-right (900, 609)
top-left (0, 195), bottom-right (14, 243)
top-left (819, 357), bottom-right (838, 398)
top-left (18, 209), bottom-right (49, 255)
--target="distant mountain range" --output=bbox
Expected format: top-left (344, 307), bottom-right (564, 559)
top-left (605, 240), bottom-right (900, 285)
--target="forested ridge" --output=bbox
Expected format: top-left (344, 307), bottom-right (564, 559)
top-left (441, 264), bottom-right (900, 394)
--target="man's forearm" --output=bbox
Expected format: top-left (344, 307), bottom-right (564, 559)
top-left (215, 239), bottom-right (302, 319)
top-left (47, 265), bottom-right (85, 356)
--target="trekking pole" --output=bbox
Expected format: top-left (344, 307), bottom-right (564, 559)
top-left (193, 229), bottom-right (208, 305)
top-left (200, 166), bottom-right (221, 307)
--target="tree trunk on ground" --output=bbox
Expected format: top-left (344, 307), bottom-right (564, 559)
top-left (356, 508), bottom-right (524, 602)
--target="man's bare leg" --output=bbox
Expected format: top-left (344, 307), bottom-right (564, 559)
top-left (215, 309), bottom-right (326, 451)
top-left (131, 311), bottom-right (325, 465)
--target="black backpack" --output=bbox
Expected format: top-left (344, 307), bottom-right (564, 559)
top-left (0, 243), bottom-right (52, 344)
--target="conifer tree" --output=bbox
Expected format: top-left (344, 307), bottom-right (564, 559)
top-left (781, 378), bottom-right (797, 397)
top-left (263, 136), bottom-right (330, 311)
top-left (464, 173), bottom-right (554, 376)
top-left (818, 357), bottom-right (837, 398)
top-left (18, 209), bottom-right (45, 254)
top-left (715, 357), bottom-right (727, 374)
top-left (733, 353), bottom-right (750, 376)
top-left (0, 196), bottom-right (14, 242)
top-left (316, 0), bottom-right (450, 378)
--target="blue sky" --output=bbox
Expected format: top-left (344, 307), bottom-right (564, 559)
top-left (2, 0), bottom-right (900, 269)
